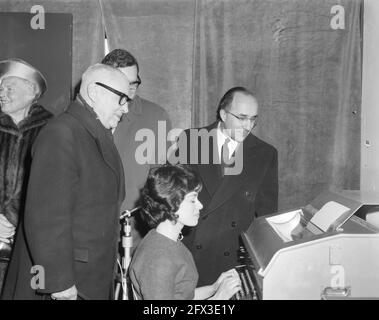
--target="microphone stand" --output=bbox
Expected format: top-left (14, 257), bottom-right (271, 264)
top-left (115, 207), bottom-right (139, 300)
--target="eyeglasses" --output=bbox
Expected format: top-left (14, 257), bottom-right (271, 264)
top-left (129, 75), bottom-right (141, 90)
top-left (95, 82), bottom-right (131, 106)
top-left (225, 110), bottom-right (258, 127)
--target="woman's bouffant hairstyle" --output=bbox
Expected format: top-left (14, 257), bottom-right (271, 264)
top-left (138, 165), bottom-right (202, 228)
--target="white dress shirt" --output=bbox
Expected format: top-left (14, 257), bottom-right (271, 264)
top-left (216, 122), bottom-right (239, 163)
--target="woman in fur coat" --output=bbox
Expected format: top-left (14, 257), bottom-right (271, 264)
top-left (0, 59), bottom-right (52, 291)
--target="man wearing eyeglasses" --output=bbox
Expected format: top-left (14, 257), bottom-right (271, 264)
top-left (176, 87), bottom-right (278, 286)
top-left (101, 49), bottom-right (171, 250)
top-left (2, 64), bottom-right (129, 300)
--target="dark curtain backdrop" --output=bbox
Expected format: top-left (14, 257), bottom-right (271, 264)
top-left (101, 0), bottom-right (196, 129)
top-left (102, 0), bottom-right (362, 211)
top-left (0, 0), bottom-right (104, 96)
top-left (191, 0), bottom-right (362, 210)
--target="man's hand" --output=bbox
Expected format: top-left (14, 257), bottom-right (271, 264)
top-left (51, 285), bottom-right (78, 300)
top-left (0, 214), bottom-right (16, 243)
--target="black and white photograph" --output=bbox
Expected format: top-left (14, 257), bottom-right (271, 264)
top-left (0, 0), bottom-right (377, 309)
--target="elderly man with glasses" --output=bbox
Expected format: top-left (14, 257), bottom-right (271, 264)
top-left (2, 64), bottom-right (129, 300)
top-left (174, 87), bottom-right (278, 286)
top-left (101, 49), bottom-right (171, 251)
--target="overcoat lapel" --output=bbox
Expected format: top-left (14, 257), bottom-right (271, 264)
top-left (201, 133), bottom-right (259, 218)
top-left (67, 100), bottom-right (125, 201)
top-left (196, 122), bottom-right (221, 197)
top-left (94, 134), bottom-right (125, 202)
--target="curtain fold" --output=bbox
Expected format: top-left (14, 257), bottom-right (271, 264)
top-left (0, 0), bottom-right (104, 95)
top-left (101, 0), bottom-right (196, 130)
top-left (101, 0), bottom-right (362, 210)
top-left (192, 0), bottom-right (362, 209)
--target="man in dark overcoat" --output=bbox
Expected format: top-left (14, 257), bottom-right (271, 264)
top-left (101, 49), bottom-right (172, 251)
top-left (173, 87), bottom-right (278, 286)
top-left (2, 63), bottom-right (129, 299)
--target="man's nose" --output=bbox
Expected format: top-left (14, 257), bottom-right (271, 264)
top-left (242, 120), bottom-right (253, 131)
top-left (197, 199), bottom-right (203, 210)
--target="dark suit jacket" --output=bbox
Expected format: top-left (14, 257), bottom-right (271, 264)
top-left (2, 99), bottom-right (125, 300)
top-left (113, 95), bottom-right (171, 253)
top-left (113, 95), bottom-right (171, 212)
top-left (179, 122), bottom-right (278, 286)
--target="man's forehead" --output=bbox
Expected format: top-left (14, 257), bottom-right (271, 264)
top-left (99, 71), bottom-right (129, 88)
top-left (230, 92), bottom-right (258, 114)
top-left (119, 66), bottom-right (138, 81)
top-left (111, 74), bottom-right (130, 91)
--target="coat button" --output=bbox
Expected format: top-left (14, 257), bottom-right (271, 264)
top-left (231, 221), bottom-right (237, 227)
top-left (224, 251), bottom-right (230, 256)
top-left (196, 245), bottom-right (202, 250)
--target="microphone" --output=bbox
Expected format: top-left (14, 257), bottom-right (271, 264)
top-left (119, 206), bottom-right (140, 220)
top-left (116, 206), bottom-right (141, 300)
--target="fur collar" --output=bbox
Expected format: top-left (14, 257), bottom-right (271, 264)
top-left (0, 104), bottom-right (52, 135)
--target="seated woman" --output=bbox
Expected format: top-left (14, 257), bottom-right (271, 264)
top-left (129, 164), bottom-right (241, 300)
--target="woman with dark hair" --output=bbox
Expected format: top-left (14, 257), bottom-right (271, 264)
top-left (129, 164), bottom-right (241, 300)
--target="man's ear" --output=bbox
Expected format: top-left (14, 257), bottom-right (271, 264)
top-left (220, 109), bottom-right (227, 122)
top-left (87, 83), bottom-right (97, 103)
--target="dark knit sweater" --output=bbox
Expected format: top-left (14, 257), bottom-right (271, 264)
top-left (0, 104), bottom-right (52, 226)
top-left (129, 229), bottom-right (199, 300)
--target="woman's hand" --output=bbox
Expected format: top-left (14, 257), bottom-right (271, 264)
top-left (211, 269), bottom-right (241, 300)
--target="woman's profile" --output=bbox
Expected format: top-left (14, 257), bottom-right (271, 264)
top-left (129, 164), bottom-right (241, 300)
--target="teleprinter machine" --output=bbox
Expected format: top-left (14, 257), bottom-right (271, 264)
top-left (239, 189), bottom-right (379, 300)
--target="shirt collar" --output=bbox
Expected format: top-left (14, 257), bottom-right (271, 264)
top-left (217, 121), bottom-right (239, 157)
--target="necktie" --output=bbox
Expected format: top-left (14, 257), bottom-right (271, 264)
top-left (221, 138), bottom-right (230, 176)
